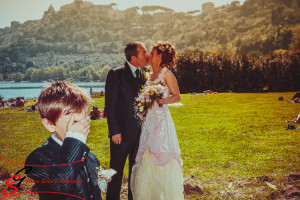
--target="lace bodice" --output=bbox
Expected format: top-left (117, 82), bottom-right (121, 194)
top-left (145, 67), bottom-right (170, 99)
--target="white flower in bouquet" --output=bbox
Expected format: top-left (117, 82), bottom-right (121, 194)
top-left (139, 106), bottom-right (144, 112)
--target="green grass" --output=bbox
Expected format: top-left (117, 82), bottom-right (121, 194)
top-left (0, 93), bottom-right (299, 199)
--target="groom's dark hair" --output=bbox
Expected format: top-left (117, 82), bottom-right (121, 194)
top-left (125, 41), bottom-right (143, 62)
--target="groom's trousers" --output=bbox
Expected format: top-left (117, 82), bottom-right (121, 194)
top-left (106, 138), bottom-right (139, 200)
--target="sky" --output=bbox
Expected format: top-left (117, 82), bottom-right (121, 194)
top-left (0, 0), bottom-right (246, 28)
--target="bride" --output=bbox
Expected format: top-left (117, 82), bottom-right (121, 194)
top-left (131, 41), bottom-right (184, 200)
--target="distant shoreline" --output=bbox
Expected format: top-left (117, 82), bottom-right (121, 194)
top-left (0, 82), bottom-right (105, 100)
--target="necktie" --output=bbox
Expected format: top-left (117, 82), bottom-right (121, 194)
top-left (135, 69), bottom-right (142, 89)
top-left (135, 69), bottom-right (140, 80)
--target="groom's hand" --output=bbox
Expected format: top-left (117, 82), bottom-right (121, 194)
top-left (112, 133), bottom-right (122, 144)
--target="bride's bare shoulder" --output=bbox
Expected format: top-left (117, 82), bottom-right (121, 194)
top-left (164, 69), bottom-right (175, 78)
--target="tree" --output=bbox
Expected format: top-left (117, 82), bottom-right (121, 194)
top-left (290, 25), bottom-right (300, 50)
top-left (26, 61), bottom-right (35, 69)
top-left (30, 69), bottom-right (44, 82)
top-left (11, 73), bottom-right (24, 82)
top-left (98, 65), bottom-right (112, 81)
top-left (24, 67), bottom-right (35, 81)
top-left (47, 66), bottom-right (68, 81)
top-left (124, 6), bottom-right (139, 21)
top-left (78, 67), bottom-right (92, 82)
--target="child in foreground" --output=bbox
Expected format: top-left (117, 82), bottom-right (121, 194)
top-left (25, 81), bottom-right (102, 200)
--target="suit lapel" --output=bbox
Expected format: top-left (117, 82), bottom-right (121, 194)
top-left (124, 62), bottom-right (135, 81)
top-left (124, 62), bottom-right (139, 93)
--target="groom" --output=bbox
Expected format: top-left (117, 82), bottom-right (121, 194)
top-left (105, 41), bottom-right (148, 200)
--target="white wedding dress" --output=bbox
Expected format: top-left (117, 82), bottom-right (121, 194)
top-left (131, 67), bottom-right (184, 200)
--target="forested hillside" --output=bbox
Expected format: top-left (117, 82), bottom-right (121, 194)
top-left (0, 0), bottom-right (299, 82)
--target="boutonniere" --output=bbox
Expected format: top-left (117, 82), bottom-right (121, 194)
top-left (141, 67), bottom-right (150, 80)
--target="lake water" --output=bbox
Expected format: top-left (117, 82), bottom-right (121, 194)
top-left (0, 82), bottom-right (105, 100)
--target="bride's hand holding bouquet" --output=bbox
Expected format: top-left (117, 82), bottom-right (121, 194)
top-left (134, 81), bottom-right (165, 125)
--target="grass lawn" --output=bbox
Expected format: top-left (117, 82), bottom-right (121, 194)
top-left (0, 92), bottom-right (299, 199)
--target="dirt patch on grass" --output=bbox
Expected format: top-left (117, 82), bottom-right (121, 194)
top-left (0, 167), bottom-right (11, 181)
top-left (184, 183), bottom-right (204, 195)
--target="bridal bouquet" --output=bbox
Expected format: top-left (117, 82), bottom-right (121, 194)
top-left (134, 81), bottom-right (165, 125)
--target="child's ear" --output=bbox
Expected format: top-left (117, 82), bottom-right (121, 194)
top-left (41, 118), bottom-right (55, 132)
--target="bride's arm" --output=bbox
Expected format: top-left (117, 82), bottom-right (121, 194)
top-left (159, 70), bottom-right (181, 104)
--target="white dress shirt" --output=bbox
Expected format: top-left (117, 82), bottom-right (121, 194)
top-left (127, 61), bottom-right (139, 78)
top-left (51, 131), bottom-right (87, 146)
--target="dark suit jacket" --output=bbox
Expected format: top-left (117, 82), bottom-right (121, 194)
top-left (25, 137), bottom-right (102, 200)
top-left (105, 62), bottom-right (147, 143)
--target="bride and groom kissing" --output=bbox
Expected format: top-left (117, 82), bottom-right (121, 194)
top-left (105, 41), bottom-right (184, 200)
top-left (24, 41), bottom-right (183, 200)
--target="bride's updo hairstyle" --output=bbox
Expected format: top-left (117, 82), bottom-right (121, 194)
top-left (152, 41), bottom-right (177, 68)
